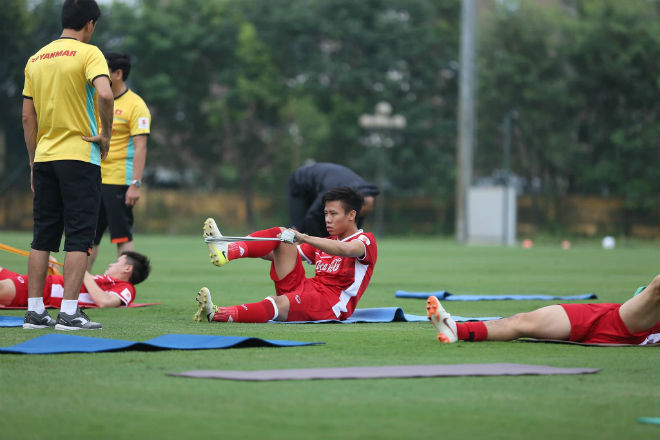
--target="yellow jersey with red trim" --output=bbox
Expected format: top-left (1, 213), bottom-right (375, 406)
top-left (102, 89), bottom-right (151, 185)
top-left (23, 38), bottom-right (110, 165)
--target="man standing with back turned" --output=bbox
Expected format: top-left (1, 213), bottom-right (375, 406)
top-left (22, 0), bottom-right (114, 330)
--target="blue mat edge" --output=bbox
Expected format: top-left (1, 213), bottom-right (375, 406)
top-left (395, 291), bottom-right (598, 301)
top-left (0, 316), bottom-right (24, 327)
top-left (273, 307), bottom-right (499, 324)
top-left (0, 333), bottom-right (324, 354)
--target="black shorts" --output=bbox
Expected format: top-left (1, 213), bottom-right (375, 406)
top-left (32, 160), bottom-right (101, 253)
top-left (94, 184), bottom-right (134, 245)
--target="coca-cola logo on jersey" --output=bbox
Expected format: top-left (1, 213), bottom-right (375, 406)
top-left (315, 258), bottom-right (342, 273)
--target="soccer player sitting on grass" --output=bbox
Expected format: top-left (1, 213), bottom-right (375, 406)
top-left (194, 186), bottom-right (377, 323)
top-left (0, 251), bottom-right (151, 319)
top-left (426, 275), bottom-right (660, 345)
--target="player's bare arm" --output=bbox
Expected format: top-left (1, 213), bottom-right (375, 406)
top-left (82, 272), bottom-right (121, 308)
top-left (125, 134), bottom-right (147, 206)
top-left (21, 98), bottom-right (38, 192)
top-left (291, 231), bottom-right (365, 258)
top-left (83, 75), bottom-right (114, 159)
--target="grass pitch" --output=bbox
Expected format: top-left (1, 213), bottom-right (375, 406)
top-left (0, 231), bottom-right (658, 439)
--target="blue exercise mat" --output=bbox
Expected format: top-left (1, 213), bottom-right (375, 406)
top-left (0, 316), bottom-right (23, 327)
top-left (395, 291), bottom-right (598, 301)
top-left (0, 333), bottom-right (323, 354)
top-left (274, 307), bottom-right (500, 324)
top-left (140, 334), bottom-right (321, 350)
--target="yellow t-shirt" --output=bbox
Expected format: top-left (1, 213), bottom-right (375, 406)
top-left (102, 89), bottom-right (151, 185)
top-left (23, 38), bottom-right (110, 165)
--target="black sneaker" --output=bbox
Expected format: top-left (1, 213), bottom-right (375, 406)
top-left (23, 310), bottom-right (57, 329)
top-left (55, 308), bottom-right (102, 331)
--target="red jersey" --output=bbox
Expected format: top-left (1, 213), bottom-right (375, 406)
top-left (45, 274), bottom-right (136, 308)
top-left (297, 230), bottom-right (377, 319)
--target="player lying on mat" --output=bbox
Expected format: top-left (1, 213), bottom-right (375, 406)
top-left (194, 186), bottom-right (377, 323)
top-left (0, 251), bottom-right (151, 309)
top-left (426, 275), bottom-right (660, 345)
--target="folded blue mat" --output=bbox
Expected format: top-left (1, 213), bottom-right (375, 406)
top-left (395, 291), bottom-right (597, 301)
top-left (274, 307), bottom-right (500, 324)
top-left (0, 316), bottom-right (23, 327)
top-left (0, 333), bottom-right (323, 354)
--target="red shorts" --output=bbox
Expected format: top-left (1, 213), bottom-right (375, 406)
top-left (0, 269), bottom-right (29, 307)
top-left (269, 254), bottom-right (339, 322)
top-left (561, 303), bottom-right (654, 344)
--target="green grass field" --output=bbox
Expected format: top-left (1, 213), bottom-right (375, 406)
top-left (0, 231), bottom-right (658, 439)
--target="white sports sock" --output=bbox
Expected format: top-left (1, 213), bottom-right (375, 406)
top-left (60, 299), bottom-right (78, 316)
top-left (265, 296), bottom-right (279, 321)
top-left (27, 297), bottom-right (46, 314)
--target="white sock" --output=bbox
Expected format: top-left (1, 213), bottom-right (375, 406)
top-left (28, 297), bottom-right (46, 314)
top-left (60, 299), bottom-right (78, 315)
top-left (265, 296), bottom-right (279, 321)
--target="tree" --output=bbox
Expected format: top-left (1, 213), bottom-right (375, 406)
top-left (241, 0), bottom-right (461, 230)
top-left (0, 0), bottom-right (35, 190)
top-left (477, 0), bottom-right (659, 233)
top-left (97, 0), bottom-right (237, 185)
top-left (567, 0), bottom-right (660, 229)
top-left (205, 19), bottom-right (287, 227)
top-left (478, 3), bottom-right (578, 197)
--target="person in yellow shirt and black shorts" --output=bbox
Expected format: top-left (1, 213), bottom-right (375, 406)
top-left (22, 0), bottom-right (114, 330)
top-left (88, 52), bottom-right (151, 271)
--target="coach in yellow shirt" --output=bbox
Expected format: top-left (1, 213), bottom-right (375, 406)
top-left (22, 0), bottom-right (113, 330)
top-left (88, 52), bottom-right (151, 271)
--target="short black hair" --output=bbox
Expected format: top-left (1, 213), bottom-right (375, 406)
top-left (322, 186), bottom-right (364, 219)
top-left (61, 0), bottom-right (101, 31)
top-left (105, 52), bottom-right (131, 81)
top-left (121, 251), bottom-right (151, 285)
